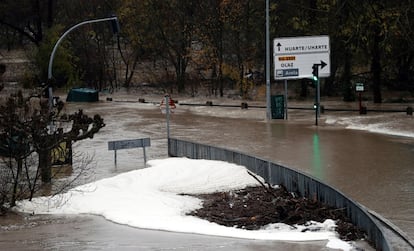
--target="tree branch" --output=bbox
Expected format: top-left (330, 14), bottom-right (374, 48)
top-left (0, 19), bottom-right (39, 45)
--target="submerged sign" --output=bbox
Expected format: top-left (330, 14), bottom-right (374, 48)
top-left (108, 138), bottom-right (151, 166)
top-left (274, 36), bottom-right (330, 80)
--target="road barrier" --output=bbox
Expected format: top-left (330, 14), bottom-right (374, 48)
top-left (168, 138), bottom-right (392, 251)
top-left (179, 102), bottom-right (414, 115)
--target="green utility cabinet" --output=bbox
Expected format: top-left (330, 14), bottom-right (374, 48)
top-left (271, 95), bottom-right (284, 119)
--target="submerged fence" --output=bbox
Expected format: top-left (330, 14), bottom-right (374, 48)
top-left (168, 138), bottom-right (391, 251)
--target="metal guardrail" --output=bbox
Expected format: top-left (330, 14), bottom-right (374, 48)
top-left (179, 102), bottom-right (413, 114)
top-left (168, 138), bottom-right (392, 251)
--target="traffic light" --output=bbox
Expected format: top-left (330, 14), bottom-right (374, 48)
top-left (311, 64), bottom-right (319, 86)
top-left (312, 64), bottom-right (318, 76)
top-left (111, 17), bottom-right (120, 34)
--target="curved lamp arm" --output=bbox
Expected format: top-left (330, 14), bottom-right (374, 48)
top-left (47, 16), bottom-right (119, 110)
top-left (48, 16), bottom-right (119, 79)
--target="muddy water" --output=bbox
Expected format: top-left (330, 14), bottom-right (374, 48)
top-left (166, 106), bottom-right (414, 238)
top-left (1, 214), bottom-right (340, 251)
top-left (1, 97), bottom-right (413, 250)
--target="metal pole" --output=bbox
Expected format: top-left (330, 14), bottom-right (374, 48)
top-left (317, 78), bottom-right (321, 117)
top-left (315, 78), bottom-right (319, 126)
top-left (47, 16), bottom-right (119, 110)
top-left (143, 147), bottom-right (147, 168)
top-left (265, 0), bottom-right (271, 120)
top-left (315, 95), bottom-right (318, 126)
top-left (165, 95), bottom-right (170, 140)
top-left (284, 79), bottom-right (288, 120)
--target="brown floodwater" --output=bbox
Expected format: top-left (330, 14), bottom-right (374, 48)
top-left (1, 95), bottom-right (413, 250)
top-left (168, 106), bottom-right (414, 239)
top-left (2, 213), bottom-right (357, 251)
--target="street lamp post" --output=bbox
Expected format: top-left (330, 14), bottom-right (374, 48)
top-left (47, 16), bottom-right (120, 110)
top-left (265, 0), bottom-right (271, 120)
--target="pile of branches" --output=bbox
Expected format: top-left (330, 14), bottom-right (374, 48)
top-left (187, 178), bottom-right (366, 241)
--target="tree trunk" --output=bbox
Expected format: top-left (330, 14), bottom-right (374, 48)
top-left (47, 0), bottom-right (54, 28)
top-left (371, 28), bottom-right (382, 103)
top-left (176, 56), bottom-right (186, 93)
top-left (218, 28), bottom-right (224, 97)
top-left (342, 48), bottom-right (354, 101)
top-left (39, 150), bottom-right (52, 183)
top-left (32, 0), bottom-right (43, 42)
top-left (10, 159), bottom-right (23, 207)
top-left (218, 65), bottom-right (224, 97)
top-left (397, 54), bottom-right (413, 89)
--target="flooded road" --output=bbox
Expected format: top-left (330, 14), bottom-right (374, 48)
top-left (2, 213), bottom-right (351, 251)
top-left (167, 102), bottom-right (414, 239)
top-left (1, 94), bottom-right (413, 250)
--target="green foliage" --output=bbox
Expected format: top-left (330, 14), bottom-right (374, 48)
top-left (222, 63), bottom-right (239, 84)
top-left (222, 63), bottom-right (253, 99)
top-left (35, 25), bottom-right (80, 86)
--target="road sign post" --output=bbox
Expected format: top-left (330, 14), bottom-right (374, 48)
top-left (355, 83), bottom-right (365, 114)
top-left (265, 0), bottom-right (271, 120)
top-left (160, 95), bottom-right (176, 149)
top-left (108, 138), bottom-right (151, 167)
top-left (274, 36), bottom-right (330, 125)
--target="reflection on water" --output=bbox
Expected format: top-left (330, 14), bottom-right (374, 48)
top-left (312, 134), bottom-right (323, 180)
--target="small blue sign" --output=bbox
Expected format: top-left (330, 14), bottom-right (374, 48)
top-left (275, 68), bottom-right (299, 78)
top-left (283, 69), bottom-right (299, 77)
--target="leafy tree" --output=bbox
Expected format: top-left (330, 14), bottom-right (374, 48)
top-left (193, 0), bottom-right (225, 96)
top-left (33, 25), bottom-right (80, 87)
top-left (55, 0), bottom-right (121, 90)
top-left (118, 0), bottom-right (156, 88)
top-left (225, 0), bottom-right (264, 98)
top-left (383, 0), bottom-right (414, 92)
top-left (120, 0), bottom-right (198, 93)
top-left (320, 0), bottom-right (412, 102)
top-left (323, 0), bottom-right (356, 100)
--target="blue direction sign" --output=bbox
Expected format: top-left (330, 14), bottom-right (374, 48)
top-left (276, 68), bottom-right (299, 78)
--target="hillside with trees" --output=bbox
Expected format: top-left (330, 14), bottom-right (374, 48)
top-left (1, 0), bottom-right (413, 102)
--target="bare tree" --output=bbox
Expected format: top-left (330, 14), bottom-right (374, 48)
top-left (0, 88), bottom-right (104, 211)
top-left (0, 0), bottom-right (56, 46)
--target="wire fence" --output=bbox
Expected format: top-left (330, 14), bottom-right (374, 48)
top-left (168, 138), bottom-right (391, 251)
